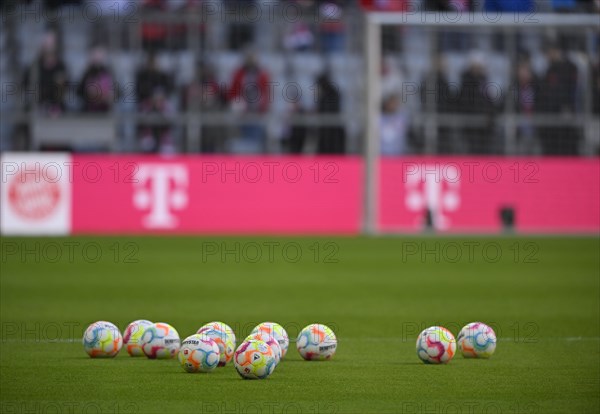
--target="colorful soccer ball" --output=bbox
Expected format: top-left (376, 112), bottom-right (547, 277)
top-left (140, 322), bottom-right (180, 359)
top-left (197, 325), bottom-right (235, 366)
top-left (251, 322), bottom-right (289, 358)
top-left (82, 321), bottom-right (123, 358)
top-left (457, 322), bottom-right (497, 358)
top-left (234, 340), bottom-right (277, 379)
top-left (416, 326), bottom-right (456, 364)
top-left (123, 320), bottom-right (153, 356)
top-left (296, 324), bottom-right (337, 361)
top-left (245, 332), bottom-right (282, 364)
top-left (178, 334), bottom-right (221, 373)
top-left (197, 321), bottom-right (236, 349)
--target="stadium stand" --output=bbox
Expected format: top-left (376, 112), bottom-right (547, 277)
top-left (1, 0), bottom-right (598, 155)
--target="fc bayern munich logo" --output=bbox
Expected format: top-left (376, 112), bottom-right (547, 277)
top-left (8, 168), bottom-right (61, 220)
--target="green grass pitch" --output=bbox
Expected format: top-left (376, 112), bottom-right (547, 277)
top-left (1, 236), bottom-right (598, 413)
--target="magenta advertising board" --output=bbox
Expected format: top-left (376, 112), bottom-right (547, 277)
top-left (379, 158), bottom-right (599, 233)
top-left (1, 154), bottom-right (597, 235)
top-left (70, 155), bottom-right (363, 234)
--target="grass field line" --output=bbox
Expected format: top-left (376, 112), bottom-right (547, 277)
top-left (1, 337), bottom-right (600, 344)
top-left (345, 337), bottom-right (600, 343)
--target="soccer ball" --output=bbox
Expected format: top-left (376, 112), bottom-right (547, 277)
top-left (251, 322), bottom-right (289, 358)
top-left (140, 322), bottom-right (180, 359)
top-left (123, 320), bottom-right (153, 356)
top-left (457, 322), bottom-right (497, 358)
top-left (245, 332), bottom-right (282, 364)
top-left (416, 326), bottom-right (456, 364)
top-left (296, 324), bottom-right (337, 361)
top-left (83, 321), bottom-right (122, 358)
top-left (198, 321), bottom-right (236, 349)
top-left (197, 324), bottom-right (235, 366)
top-left (178, 334), bottom-right (221, 373)
top-left (234, 340), bottom-right (277, 379)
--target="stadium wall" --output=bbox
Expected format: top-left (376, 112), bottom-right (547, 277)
top-left (1, 153), bottom-right (598, 235)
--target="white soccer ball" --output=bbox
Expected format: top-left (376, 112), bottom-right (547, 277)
top-left (197, 324), bottom-right (235, 367)
top-left (296, 324), bottom-right (337, 361)
top-left (140, 322), bottom-right (180, 359)
top-left (123, 320), bottom-right (153, 356)
top-left (234, 340), bottom-right (277, 379)
top-left (457, 322), bottom-right (497, 358)
top-left (197, 321), bottom-right (236, 349)
top-left (245, 332), bottom-right (282, 364)
top-left (83, 321), bottom-right (122, 358)
top-left (251, 322), bottom-right (289, 359)
top-left (178, 334), bottom-right (221, 373)
top-left (416, 326), bottom-right (456, 364)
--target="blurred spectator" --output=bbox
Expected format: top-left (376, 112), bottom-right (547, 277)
top-left (315, 72), bottom-right (345, 154)
top-left (484, 0), bottom-right (533, 11)
top-left (318, 1), bottom-right (346, 53)
top-left (183, 61), bottom-right (227, 153)
top-left (537, 44), bottom-right (579, 155)
top-left (380, 94), bottom-right (410, 156)
top-left (77, 47), bottom-right (116, 113)
top-left (135, 52), bottom-right (175, 153)
top-left (514, 58), bottom-right (541, 154)
top-left (228, 52), bottom-right (270, 153)
top-left (421, 56), bottom-right (455, 153)
top-left (592, 58), bottom-right (600, 115)
top-left (381, 56), bottom-right (405, 99)
top-left (457, 53), bottom-right (497, 154)
top-left (22, 31), bottom-right (68, 116)
top-left (592, 58), bottom-right (600, 156)
top-left (283, 23), bottom-right (315, 52)
top-left (136, 52), bottom-right (172, 106)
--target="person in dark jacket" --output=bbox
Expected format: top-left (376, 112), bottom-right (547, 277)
top-left (592, 58), bottom-right (600, 115)
top-left (135, 52), bottom-right (172, 107)
top-left (457, 55), bottom-right (497, 154)
top-left (78, 47), bottom-right (115, 113)
top-left (537, 44), bottom-right (580, 155)
top-left (22, 31), bottom-right (68, 115)
top-left (315, 72), bottom-right (345, 154)
top-left (421, 56), bottom-right (456, 153)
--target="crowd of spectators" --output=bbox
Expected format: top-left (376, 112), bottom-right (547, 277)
top-left (6, 0), bottom-right (600, 155)
top-left (380, 36), bottom-right (596, 156)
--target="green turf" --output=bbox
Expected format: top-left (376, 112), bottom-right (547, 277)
top-left (1, 236), bottom-right (598, 413)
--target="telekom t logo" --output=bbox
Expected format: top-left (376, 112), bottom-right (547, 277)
top-left (404, 164), bottom-right (460, 230)
top-left (133, 164), bottom-right (189, 229)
